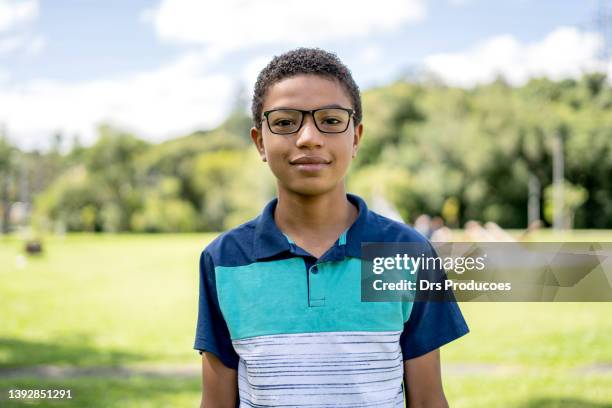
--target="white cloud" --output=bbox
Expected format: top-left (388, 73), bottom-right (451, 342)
top-left (358, 44), bottom-right (384, 65)
top-left (0, 32), bottom-right (20, 52)
top-left (0, 68), bottom-right (8, 84)
top-left (0, 0), bottom-right (43, 56)
top-left (145, 0), bottom-right (426, 53)
top-left (424, 27), bottom-right (607, 87)
top-left (241, 55), bottom-right (272, 94)
top-left (23, 32), bottom-right (42, 53)
top-left (0, 32), bottom-right (42, 55)
top-left (449, 0), bottom-right (471, 6)
top-left (450, 0), bottom-right (528, 7)
top-left (0, 53), bottom-right (236, 149)
top-left (0, 0), bottom-right (38, 32)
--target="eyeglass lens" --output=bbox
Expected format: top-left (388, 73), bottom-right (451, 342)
top-left (267, 109), bottom-right (350, 134)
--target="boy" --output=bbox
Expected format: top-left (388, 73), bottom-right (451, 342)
top-left (194, 48), bottom-right (468, 408)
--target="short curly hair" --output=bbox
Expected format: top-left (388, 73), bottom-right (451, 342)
top-left (251, 48), bottom-right (362, 129)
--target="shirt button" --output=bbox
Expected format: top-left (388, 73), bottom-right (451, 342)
top-left (310, 266), bottom-right (319, 275)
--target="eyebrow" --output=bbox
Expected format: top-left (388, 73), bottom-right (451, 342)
top-left (268, 104), bottom-right (347, 110)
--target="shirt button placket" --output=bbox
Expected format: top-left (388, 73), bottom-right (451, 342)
top-left (308, 264), bottom-right (325, 307)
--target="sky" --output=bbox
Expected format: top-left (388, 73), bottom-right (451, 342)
top-left (0, 0), bottom-right (610, 150)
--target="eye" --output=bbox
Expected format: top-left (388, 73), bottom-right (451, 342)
top-left (273, 119), bottom-right (295, 127)
top-left (322, 117), bottom-right (343, 125)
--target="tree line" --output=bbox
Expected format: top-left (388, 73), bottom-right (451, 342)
top-left (1, 73), bottom-right (610, 233)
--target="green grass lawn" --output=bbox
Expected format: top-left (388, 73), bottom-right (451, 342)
top-left (0, 377), bottom-right (202, 408)
top-left (1, 232), bottom-right (611, 407)
top-left (1, 233), bottom-right (214, 367)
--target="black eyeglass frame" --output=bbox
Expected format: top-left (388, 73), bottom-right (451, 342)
top-left (262, 107), bottom-right (355, 135)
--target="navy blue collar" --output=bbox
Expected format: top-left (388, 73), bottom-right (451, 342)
top-left (253, 193), bottom-right (370, 261)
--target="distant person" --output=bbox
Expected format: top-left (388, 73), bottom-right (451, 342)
top-left (429, 216), bottom-right (453, 242)
top-left (414, 214), bottom-right (432, 238)
top-left (431, 216), bottom-right (445, 234)
top-left (484, 222), bottom-right (516, 242)
top-left (194, 48), bottom-right (468, 407)
top-left (464, 220), bottom-right (517, 242)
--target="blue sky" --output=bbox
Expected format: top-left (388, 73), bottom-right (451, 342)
top-left (0, 0), bottom-right (608, 149)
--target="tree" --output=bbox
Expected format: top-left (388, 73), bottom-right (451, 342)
top-left (0, 132), bottom-right (16, 234)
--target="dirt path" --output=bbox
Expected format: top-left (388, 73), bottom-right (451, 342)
top-left (0, 364), bottom-right (199, 379)
top-left (2, 363), bottom-right (610, 379)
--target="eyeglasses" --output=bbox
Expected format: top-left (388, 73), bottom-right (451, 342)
top-left (262, 107), bottom-right (354, 135)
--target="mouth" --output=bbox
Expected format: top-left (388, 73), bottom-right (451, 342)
top-left (289, 156), bottom-right (331, 172)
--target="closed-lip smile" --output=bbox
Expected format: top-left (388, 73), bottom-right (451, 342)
top-left (289, 155), bottom-right (331, 172)
top-left (290, 156), bottom-right (331, 165)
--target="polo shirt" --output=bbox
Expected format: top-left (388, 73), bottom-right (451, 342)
top-left (194, 194), bottom-right (468, 407)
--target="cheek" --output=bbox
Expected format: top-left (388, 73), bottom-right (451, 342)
top-left (262, 136), bottom-right (285, 158)
top-left (332, 137), bottom-right (355, 163)
top-left (262, 138), bottom-right (289, 173)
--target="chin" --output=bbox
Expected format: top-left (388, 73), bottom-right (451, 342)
top-left (283, 180), bottom-right (339, 197)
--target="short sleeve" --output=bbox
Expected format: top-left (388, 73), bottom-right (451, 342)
top-left (400, 244), bottom-right (469, 360)
top-left (193, 250), bottom-right (239, 369)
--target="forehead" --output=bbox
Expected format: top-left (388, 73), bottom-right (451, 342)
top-left (263, 74), bottom-right (352, 111)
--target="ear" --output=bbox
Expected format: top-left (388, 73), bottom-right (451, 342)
top-left (250, 127), bottom-right (267, 162)
top-left (351, 123), bottom-right (363, 158)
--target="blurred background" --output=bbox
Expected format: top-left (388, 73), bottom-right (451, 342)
top-left (1, 0), bottom-right (611, 407)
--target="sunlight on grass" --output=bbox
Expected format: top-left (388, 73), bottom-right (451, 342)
top-left (1, 233), bottom-right (216, 366)
top-left (1, 232), bottom-right (611, 406)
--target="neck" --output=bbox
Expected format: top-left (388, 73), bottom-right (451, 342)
top-left (274, 184), bottom-right (356, 239)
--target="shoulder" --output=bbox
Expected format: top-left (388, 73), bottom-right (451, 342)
top-left (365, 210), bottom-right (429, 245)
top-left (201, 217), bottom-right (259, 267)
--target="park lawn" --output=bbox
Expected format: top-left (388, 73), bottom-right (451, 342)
top-left (0, 372), bottom-right (610, 408)
top-left (0, 371), bottom-right (611, 408)
top-left (0, 376), bottom-right (201, 408)
top-left (444, 372), bottom-right (612, 408)
top-left (523, 229), bottom-right (612, 243)
top-left (1, 233), bottom-right (215, 367)
top-left (1, 231), bottom-right (612, 407)
top-left (443, 302), bottom-right (612, 368)
top-left (454, 228), bottom-right (612, 242)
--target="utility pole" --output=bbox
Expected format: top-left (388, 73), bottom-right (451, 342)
top-left (19, 156), bottom-right (29, 228)
top-left (528, 172), bottom-right (540, 227)
top-left (0, 126), bottom-right (11, 234)
top-left (552, 132), bottom-right (565, 230)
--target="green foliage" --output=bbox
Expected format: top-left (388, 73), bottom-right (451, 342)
top-left (356, 82), bottom-right (426, 167)
top-left (131, 196), bottom-right (198, 232)
top-left (348, 165), bottom-right (415, 221)
top-left (543, 181), bottom-right (589, 228)
top-left (33, 165), bottom-right (102, 232)
top-left (190, 149), bottom-right (274, 230)
top-left (0, 133), bottom-right (16, 233)
top-left (26, 73), bottom-right (612, 231)
top-left (34, 127), bottom-right (149, 232)
top-left (30, 105), bottom-right (275, 232)
top-left (0, 133), bottom-right (13, 173)
top-left (347, 73), bottom-right (612, 228)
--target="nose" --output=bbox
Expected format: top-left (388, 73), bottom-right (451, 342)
top-left (295, 113), bottom-right (324, 148)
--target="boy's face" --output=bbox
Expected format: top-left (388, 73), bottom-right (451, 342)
top-left (251, 74), bottom-right (363, 197)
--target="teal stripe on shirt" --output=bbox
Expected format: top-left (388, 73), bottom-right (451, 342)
top-left (215, 258), bottom-right (414, 340)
